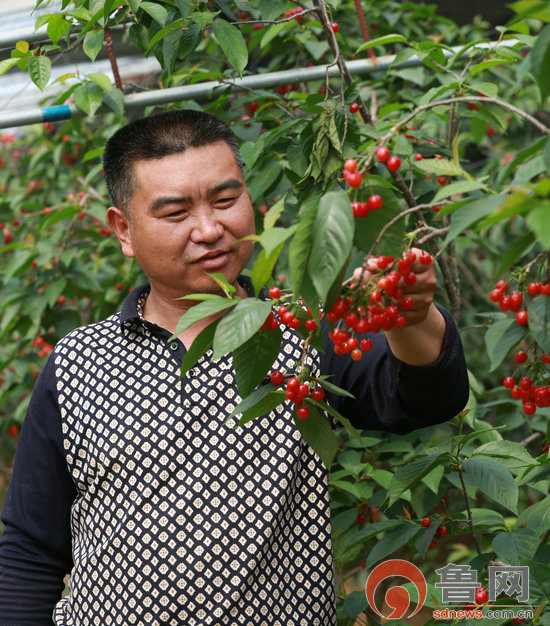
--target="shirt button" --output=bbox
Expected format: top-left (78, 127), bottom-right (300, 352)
top-left (169, 341), bottom-right (179, 351)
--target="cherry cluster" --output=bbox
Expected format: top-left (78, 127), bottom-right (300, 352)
top-left (491, 278), bottom-right (550, 415)
top-left (268, 371), bottom-right (326, 420)
top-left (323, 251), bottom-right (431, 360)
top-left (32, 336), bottom-right (54, 359)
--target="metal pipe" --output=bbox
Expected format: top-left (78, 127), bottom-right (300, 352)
top-left (0, 39), bottom-right (521, 130)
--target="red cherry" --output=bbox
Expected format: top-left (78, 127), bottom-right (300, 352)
top-left (349, 102), bottom-right (359, 113)
top-left (58, 295), bottom-right (66, 305)
top-left (281, 311), bottom-right (294, 325)
top-left (311, 388), bottom-right (325, 402)
top-left (269, 286), bottom-right (281, 298)
top-left (436, 525), bottom-right (448, 537)
top-left (475, 589), bottom-right (488, 604)
top-left (386, 155), bottom-right (401, 172)
top-left (523, 402), bottom-right (536, 415)
top-left (516, 310), bottom-right (528, 326)
top-left (503, 376), bottom-right (515, 389)
top-left (305, 319), bottom-right (317, 331)
top-left (360, 338), bottom-right (372, 352)
top-left (331, 22), bottom-right (339, 33)
top-left (343, 158), bottom-right (358, 172)
top-left (351, 349), bottom-right (363, 361)
top-left (376, 146), bottom-right (390, 163)
top-left (270, 370), bottom-right (284, 386)
top-left (415, 153), bottom-right (424, 161)
top-left (490, 288), bottom-right (503, 302)
top-left (346, 171), bottom-right (363, 187)
top-left (542, 283), bottom-right (550, 295)
top-left (542, 353), bottom-right (550, 364)
top-left (515, 350), bottom-right (528, 364)
top-left (527, 282), bottom-right (541, 296)
top-left (297, 384), bottom-right (310, 397)
top-left (296, 406), bottom-right (310, 419)
top-left (367, 194), bottom-right (383, 211)
top-left (286, 377), bottom-right (300, 392)
top-left (400, 296), bottom-right (414, 310)
top-left (428, 539), bottom-right (437, 550)
top-left (421, 517), bottom-right (431, 528)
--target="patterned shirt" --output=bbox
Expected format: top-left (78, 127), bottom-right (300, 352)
top-left (0, 281), bottom-right (468, 625)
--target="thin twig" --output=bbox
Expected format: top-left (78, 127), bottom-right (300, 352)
top-left (104, 27), bottom-right (123, 91)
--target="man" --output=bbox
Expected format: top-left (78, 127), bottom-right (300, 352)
top-left (0, 110), bottom-right (468, 624)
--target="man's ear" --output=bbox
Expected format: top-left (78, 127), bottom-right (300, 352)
top-left (106, 206), bottom-right (135, 259)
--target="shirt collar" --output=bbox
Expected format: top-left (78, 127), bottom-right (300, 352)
top-left (119, 276), bottom-right (256, 332)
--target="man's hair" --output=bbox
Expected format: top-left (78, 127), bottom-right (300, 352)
top-left (103, 109), bottom-right (243, 213)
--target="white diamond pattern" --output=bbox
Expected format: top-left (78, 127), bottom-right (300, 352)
top-left (51, 312), bottom-right (336, 625)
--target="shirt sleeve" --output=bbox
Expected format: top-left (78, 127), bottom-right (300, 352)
top-left (0, 353), bottom-right (77, 624)
top-left (319, 306), bottom-right (469, 434)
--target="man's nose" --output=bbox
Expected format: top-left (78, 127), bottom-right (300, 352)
top-left (189, 208), bottom-right (224, 243)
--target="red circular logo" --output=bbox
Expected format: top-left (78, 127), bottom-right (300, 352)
top-left (365, 559), bottom-right (427, 619)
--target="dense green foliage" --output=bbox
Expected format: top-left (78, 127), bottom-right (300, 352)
top-left (1, 0), bottom-right (550, 623)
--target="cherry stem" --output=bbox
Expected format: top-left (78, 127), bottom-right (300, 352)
top-left (104, 27), bottom-right (123, 92)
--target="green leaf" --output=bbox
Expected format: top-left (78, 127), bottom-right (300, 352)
top-left (233, 326), bottom-right (282, 397)
top-left (343, 591), bottom-right (369, 619)
top-left (240, 139), bottom-right (264, 171)
top-left (259, 0), bottom-right (285, 20)
top-left (212, 18), bottom-right (248, 76)
top-left (516, 496), bottom-right (550, 535)
top-left (28, 55), bottom-right (51, 90)
top-left (44, 278), bottom-right (67, 307)
top-left (260, 21), bottom-right (292, 49)
top-left (307, 190), bottom-right (354, 303)
top-left (432, 180), bottom-right (488, 203)
top-left (47, 15), bottom-right (72, 45)
top-left (442, 195), bottom-right (504, 246)
top-left (73, 83), bottom-right (104, 116)
top-left (528, 295), bottom-right (550, 352)
top-left (354, 33), bottom-right (407, 55)
top-left (2, 250), bottom-right (32, 282)
top-left (414, 158), bottom-right (468, 177)
top-left (471, 441), bottom-right (535, 466)
top-left (0, 58), bottom-right (20, 76)
top-left (293, 404), bottom-right (338, 469)
top-left (492, 528), bottom-right (539, 565)
top-left (353, 177), bottom-right (406, 258)
top-left (140, 1), bottom-right (167, 24)
top-left (257, 226), bottom-right (296, 258)
top-left (289, 195), bottom-right (319, 297)
top-left (145, 17), bottom-right (186, 53)
top-left (213, 299), bottom-right (273, 359)
top-left (87, 72), bottom-right (112, 92)
top-left (531, 24), bottom-right (550, 101)
top-left (180, 321), bottom-right (218, 378)
top-left (526, 202), bottom-right (550, 249)
top-left (484, 317), bottom-right (526, 372)
top-left (83, 29), bottom-right (104, 62)
top-left (263, 195), bottom-right (285, 231)
top-left (388, 453), bottom-right (448, 507)
top-left (461, 457), bottom-right (518, 513)
top-left (340, 520), bottom-right (404, 557)
top-left (173, 297), bottom-right (237, 336)
top-left (365, 523), bottom-right (420, 568)
top-left (250, 244), bottom-right (283, 296)
top-left (226, 383), bottom-right (276, 422)
top-left (238, 391), bottom-right (285, 426)
top-left (493, 232), bottom-right (536, 281)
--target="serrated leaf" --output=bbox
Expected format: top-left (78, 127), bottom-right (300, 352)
top-left (28, 55), bottom-right (51, 90)
top-left (516, 496), bottom-right (550, 535)
top-left (531, 24), bottom-right (550, 101)
top-left (213, 299), bottom-right (273, 358)
top-left (484, 317), bottom-right (526, 372)
top-left (233, 325), bottom-right (282, 397)
top-left (0, 58), bottom-right (20, 77)
top-left (259, 0), bottom-right (285, 20)
top-left (414, 158), bottom-right (467, 177)
top-left (2, 250), bottom-right (33, 282)
top-left (492, 528), bottom-right (539, 565)
top-left (308, 190), bottom-right (354, 303)
top-left (289, 195), bottom-right (319, 297)
top-left (260, 20), bottom-right (292, 48)
top-left (240, 139), bottom-right (264, 171)
top-left (355, 33), bottom-right (407, 55)
top-left (45, 278), bottom-right (67, 307)
top-left (388, 453), bottom-right (448, 506)
top-left (365, 523), bottom-right (420, 568)
top-left (432, 180), bottom-right (487, 203)
top-left (47, 15), bottom-right (72, 44)
top-left (251, 242), bottom-right (284, 296)
top-left (212, 18), bottom-right (248, 76)
top-left (461, 457), bottom-right (518, 513)
top-left (263, 195), bottom-right (285, 231)
top-left (340, 520), bottom-right (404, 557)
top-left (140, 1), bottom-right (167, 24)
top-left (226, 383), bottom-right (275, 422)
top-left (173, 297), bottom-right (236, 336)
top-left (145, 17), bottom-right (187, 53)
top-left (471, 441), bottom-right (535, 466)
top-left (87, 72), bottom-right (112, 92)
top-left (353, 177), bottom-right (405, 258)
top-left (528, 295), bottom-right (550, 352)
top-left (180, 320), bottom-right (218, 378)
top-left (442, 195), bottom-right (504, 246)
top-left (526, 202), bottom-right (550, 249)
top-left (73, 82), bottom-right (104, 116)
top-left (238, 391), bottom-right (285, 426)
top-left (83, 29), bottom-right (104, 61)
top-left (293, 404), bottom-right (338, 469)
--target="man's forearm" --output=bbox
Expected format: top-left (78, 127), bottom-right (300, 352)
top-left (385, 303), bottom-right (447, 366)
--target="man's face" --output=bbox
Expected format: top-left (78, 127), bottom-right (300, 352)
top-left (118, 141), bottom-right (255, 298)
